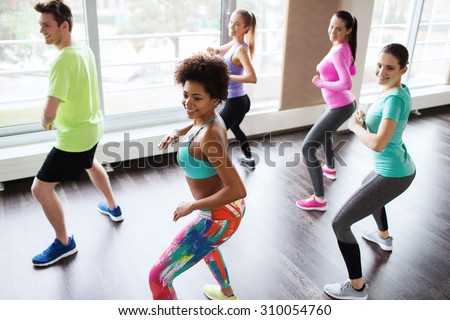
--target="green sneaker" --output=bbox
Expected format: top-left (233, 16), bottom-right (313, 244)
top-left (203, 284), bottom-right (238, 300)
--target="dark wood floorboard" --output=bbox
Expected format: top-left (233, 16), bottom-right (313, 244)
top-left (0, 105), bottom-right (449, 300)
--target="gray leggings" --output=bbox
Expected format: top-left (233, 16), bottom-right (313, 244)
top-left (332, 170), bottom-right (416, 279)
top-left (301, 101), bottom-right (356, 197)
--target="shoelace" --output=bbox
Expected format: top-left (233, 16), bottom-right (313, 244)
top-left (341, 281), bottom-right (368, 291)
top-left (43, 241), bottom-right (60, 255)
top-left (341, 281), bottom-right (353, 290)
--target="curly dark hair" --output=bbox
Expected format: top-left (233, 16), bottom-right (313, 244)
top-left (174, 52), bottom-right (229, 102)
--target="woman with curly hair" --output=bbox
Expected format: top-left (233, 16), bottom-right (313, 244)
top-left (149, 53), bottom-right (247, 300)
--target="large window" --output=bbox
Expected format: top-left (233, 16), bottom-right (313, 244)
top-left (97, 0), bottom-right (222, 116)
top-left (362, 0), bottom-right (450, 94)
top-left (237, 0), bottom-right (286, 109)
top-left (0, 0), bottom-right (286, 136)
top-left (0, 0), bottom-right (84, 130)
top-left (409, 0), bottom-right (450, 87)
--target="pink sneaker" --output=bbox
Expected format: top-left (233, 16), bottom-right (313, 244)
top-left (296, 195), bottom-right (328, 211)
top-left (322, 165), bottom-right (337, 180)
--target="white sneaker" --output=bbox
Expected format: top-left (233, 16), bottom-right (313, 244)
top-left (322, 165), bottom-right (337, 180)
top-left (324, 280), bottom-right (368, 300)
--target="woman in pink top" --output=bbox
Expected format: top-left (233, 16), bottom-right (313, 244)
top-left (296, 10), bottom-right (358, 211)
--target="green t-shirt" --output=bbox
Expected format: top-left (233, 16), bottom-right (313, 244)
top-left (48, 45), bottom-right (104, 152)
top-left (365, 84), bottom-right (416, 178)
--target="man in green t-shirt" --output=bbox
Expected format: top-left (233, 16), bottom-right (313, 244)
top-left (32, 0), bottom-right (123, 267)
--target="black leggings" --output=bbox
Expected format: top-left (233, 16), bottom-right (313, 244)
top-left (301, 101), bottom-right (356, 197)
top-left (332, 170), bottom-right (416, 279)
top-left (219, 94), bottom-right (252, 158)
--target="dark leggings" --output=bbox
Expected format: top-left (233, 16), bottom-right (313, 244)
top-left (301, 101), bottom-right (356, 197)
top-left (332, 170), bottom-right (416, 279)
top-left (219, 94), bottom-right (252, 158)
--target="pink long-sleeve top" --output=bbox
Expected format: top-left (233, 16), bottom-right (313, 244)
top-left (315, 42), bottom-right (356, 109)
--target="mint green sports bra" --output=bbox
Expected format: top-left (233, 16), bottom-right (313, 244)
top-left (177, 117), bottom-right (222, 179)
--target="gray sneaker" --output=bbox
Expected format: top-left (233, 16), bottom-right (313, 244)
top-left (324, 281), bottom-right (368, 300)
top-left (238, 156), bottom-right (256, 170)
top-left (362, 230), bottom-right (393, 251)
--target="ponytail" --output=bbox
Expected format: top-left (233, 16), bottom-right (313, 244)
top-left (235, 9), bottom-right (256, 59)
top-left (348, 17), bottom-right (357, 65)
top-left (335, 10), bottom-right (357, 65)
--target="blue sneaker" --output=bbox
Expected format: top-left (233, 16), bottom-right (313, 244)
top-left (98, 202), bottom-right (123, 222)
top-left (32, 236), bottom-right (78, 267)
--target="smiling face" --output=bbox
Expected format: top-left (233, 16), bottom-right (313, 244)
top-left (38, 13), bottom-right (67, 48)
top-left (228, 12), bottom-right (249, 38)
top-left (328, 15), bottom-right (351, 44)
top-left (182, 80), bottom-right (219, 122)
top-left (376, 51), bottom-right (407, 91)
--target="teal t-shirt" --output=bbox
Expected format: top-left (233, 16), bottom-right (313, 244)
top-left (365, 84), bottom-right (416, 178)
top-left (48, 45), bottom-right (104, 152)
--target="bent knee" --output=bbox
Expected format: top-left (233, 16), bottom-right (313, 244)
top-left (149, 265), bottom-right (165, 289)
top-left (31, 179), bottom-right (51, 199)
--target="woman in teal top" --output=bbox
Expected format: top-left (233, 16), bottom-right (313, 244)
top-left (324, 43), bottom-right (416, 300)
top-left (151, 53), bottom-right (246, 300)
top-left (176, 117), bottom-right (222, 179)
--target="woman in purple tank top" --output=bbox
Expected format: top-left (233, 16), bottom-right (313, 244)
top-left (207, 9), bottom-right (257, 170)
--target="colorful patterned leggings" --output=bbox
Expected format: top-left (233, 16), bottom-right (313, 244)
top-left (149, 199), bottom-right (245, 300)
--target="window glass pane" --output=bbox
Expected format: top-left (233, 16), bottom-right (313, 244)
top-left (362, 0), bottom-right (412, 92)
top-left (96, 1), bottom-right (221, 116)
top-left (409, 0), bottom-right (450, 87)
top-left (236, 0), bottom-right (286, 108)
top-left (362, 0), bottom-right (450, 95)
top-left (0, 0), bottom-right (85, 128)
top-left (381, 0), bottom-right (410, 24)
top-left (417, 25), bottom-right (448, 42)
top-left (409, 59), bottom-right (448, 84)
top-left (421, 0), bottom-right (450, 23)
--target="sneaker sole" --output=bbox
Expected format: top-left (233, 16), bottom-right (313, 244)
top-left (295, 201), bottom-right (327, 211)
top-left (204, 292), bottom-right (215, 300)
top-left (203, 292), bottom-right (238, 300)
top-left (98, 208), bottom-right (124, 222)
top-left (324, 289), bottom-right (368, 300)
top-left (239, 163), bottom-right (255, 170)
top-left (323, 173), bottom-right (337, 180)
top-left (33, 247), bottom-right (78, 267)
top-left (362, 234), bottom-right (392, 251)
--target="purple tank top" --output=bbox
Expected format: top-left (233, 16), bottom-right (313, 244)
top-left (224, 43), bottom-right (247, 98)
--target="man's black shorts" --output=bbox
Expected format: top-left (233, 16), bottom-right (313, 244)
top-left (36, 144), bottom-right (98, 183)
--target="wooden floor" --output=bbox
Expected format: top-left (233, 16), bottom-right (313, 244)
top-left (1, 105), bottom-right (449, 300)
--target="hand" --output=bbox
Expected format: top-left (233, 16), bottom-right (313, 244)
top-left (312, 75), bottom-right (320, 86)
top-left (173, 202), bottom-right (194, 222)
top-left (356, 109), bottom-right (366, 122)
top-left (43, 122), bottom-right (54, 130)
top-left (206, 47), bottom-right (217, 55)
top-left (348, 111), bottom-right (364, 132)
top-left (158, 130), bottom-right (179, 150)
